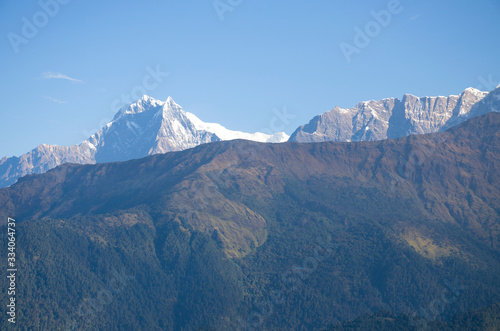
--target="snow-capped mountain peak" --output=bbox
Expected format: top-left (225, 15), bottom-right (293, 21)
top-left (0, 95), bottom-right (291, 187)
top-left (461, 87), bottom-right (488, 101)
top-left (89, 96), bottom-right (221, 162)
top-left (113, 95), bottom-right (163, 120)
top-left (108, 95), bottom-right (288, 145)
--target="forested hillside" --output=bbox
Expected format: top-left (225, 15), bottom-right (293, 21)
top-left (0, 113), bottom-right (499, 330)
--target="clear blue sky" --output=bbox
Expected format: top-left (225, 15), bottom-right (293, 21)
top-left (1, 0), bottom-right (499, 157)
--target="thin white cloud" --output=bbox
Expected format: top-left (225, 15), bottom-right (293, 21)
top-left (410, 14), bottom-right (420, 21)
top-left (40, 71), bottom-right (85, 83)
top-left (43, 96), bottom-right (67, 104)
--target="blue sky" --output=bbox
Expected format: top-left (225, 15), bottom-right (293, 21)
top-left (1, 0), bottom-right (499, 157)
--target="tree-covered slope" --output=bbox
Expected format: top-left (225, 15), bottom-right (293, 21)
top-left (0, 113), bottom-right (499, 330)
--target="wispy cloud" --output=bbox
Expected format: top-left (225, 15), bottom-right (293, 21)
top-left (43, 96), bottom-right (67, 104)
top-left (40, 71), bottom-right (85, 83)
top-left (410, 14), bottom-right (420, 21)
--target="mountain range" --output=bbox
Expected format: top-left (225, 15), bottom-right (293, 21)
top-left (289, 86), bottom-right (500, 142)
top-left (0, 96), bottom-right (288, 188)
top-left (0, 112), bottom-right (498, 329)
top-left (2, 86), bottom-right (500, 189)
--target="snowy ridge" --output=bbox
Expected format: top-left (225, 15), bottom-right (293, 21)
top-left (185, 112), bottom-right (289, 143)
top-left (2, 87), bottom-right (498, 189)
top-left (290, 86), bottom-right (495, 143)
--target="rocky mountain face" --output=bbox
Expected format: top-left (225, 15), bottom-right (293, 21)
top-left (0, 96), bottom-right (288, 188)
top-left (289, 86), bottom-right (499, 143)
top-left (0, 113), bottom-right (499, 329)
top-left (0, 143), bottom-right (96, 187)
top-left (88, 96), bottom-right (220, 163)
top-left (2, 86), bottom-right (498, 189)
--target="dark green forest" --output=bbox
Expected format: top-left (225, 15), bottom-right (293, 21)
top-left (328, 303), bottom-right (500, 330)
top-left (1, 177), bottom-right (499, 330)
top-left (0, 113), bottom-right (499, 330)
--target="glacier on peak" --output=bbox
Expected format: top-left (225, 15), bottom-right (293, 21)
top-left (111, 95), bottom-right (289, 143)
top-left (185, 112), bottom-right (289, 143)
